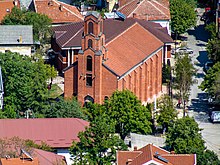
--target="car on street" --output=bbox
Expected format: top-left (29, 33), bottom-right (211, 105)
top-left (204, 60), bottom-right (214, 73)
top-left (171, 47), bottom-right (194, 55)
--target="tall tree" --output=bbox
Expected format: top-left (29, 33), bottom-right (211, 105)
top-left (0, 52), bottom-right (57, 117)
top-left (174, 54), bottom-right (195, 116)
top-left (206, 38), bottom-right (220, 63)
top-left (43, 97), bottom-right (86, 119)
top-left (156, 95), bottom-right (177, 131)
top-left (199, 62), bottom-right (220, 101)
top-left (170, 0), bottom-right (196, 35)
top-left (69, 114), bottom-right (127, 165)
top-left (104, 90), bottom-right (152, 140)
top-left (1, 7), bottom-right (52, 43)
top-left (166, 117), bottom-right (220, 165)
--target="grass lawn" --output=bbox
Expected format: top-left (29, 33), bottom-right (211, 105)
top-left (48, 84), bottom-right (63, 99)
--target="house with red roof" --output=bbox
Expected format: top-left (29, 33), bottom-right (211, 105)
top-left (0, 118), bottom-right (89, 165)
top-left (0, 0), bottom-right (20, 23)
top-left (117, 144), bottom-right (197, 165)
top-left (117, 0), bottom-right (171, 35)
top-left (29, 0), bottom-right (83, 24)
top-left (51, 11), bottom-right (173, 105)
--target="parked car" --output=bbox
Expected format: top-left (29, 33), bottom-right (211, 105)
top-left (171, 47), bottom-right (193, 55)
top-left (204, 60), bottom-right (214, 73)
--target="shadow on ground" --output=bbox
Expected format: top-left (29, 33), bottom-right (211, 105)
top-left (187, 24), bottom-right (210, 43)
top-left (197, 50), bottom-right (209, 65)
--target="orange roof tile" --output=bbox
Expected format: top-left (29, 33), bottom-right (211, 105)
top-left (117, 144), bottom-right (196, 165)
top-left (0, 158), bottom-right (39, 165)
top-left (33, 0), bottom-right (83, 23)
top-left (104, 22), bottom-right (163, 76)
top-left (0, 0), bottom-right (19, 22)
top-left (118, 0), bottom-right (170, 21)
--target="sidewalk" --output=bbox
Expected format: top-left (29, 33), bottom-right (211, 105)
top-left (52, 75), bottom-right (64, 92)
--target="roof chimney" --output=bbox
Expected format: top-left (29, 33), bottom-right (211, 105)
top-left (48, 0), bottom-right (53, 6)
top-left (126, 159), bottom-right (132, 165)
top-left (133, 13), bottom-right (137, 18)
top-left (13, 0), bottom-right (18, 6)
top-left (171, 151), bottom-right (175, 154)
top-left (59, 4), bottom-right (63, 11)
top-left (134, 146), bottom-right (137, 151)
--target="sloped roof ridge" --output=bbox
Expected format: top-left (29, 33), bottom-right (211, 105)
top-left (118, 0), bottom-right (137, 11)
top-left (128, 0), bottom-right (145, 17)
top-left (59, 1), bottom-right (83, 20)
top-left (62, 26), bottom-right (83, 47)
top-left (151, 143), bottom-right (170, 154)
top-left (106, 21), bottom-right (137, 46)
top-left (135, 21), bottom-right (163, 44)
top-left (151, 0), bottom-right (169, 10)
top-left (147, 0), bottom-right (168, 18)
top-left (162, 154), bottom-right (194, 156)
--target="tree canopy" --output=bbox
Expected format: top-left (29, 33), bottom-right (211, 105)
top-left (0, 52), bottom-right (57, 118)
top-left (104, 90), bottom-right (152, 140)
top-left (156, 95), bottom-right (177, 129)
top-left (43, 97), bottom-right (87, 119)
top-left (174, 54), bottom-right (195, 116)
top-left (69, 114), bottom-right (127, 164)
top-left (165, 116), bottom-right (220, 165)
top-left (170, 0), bottom-right (196, 34)
top-left (199, 62), bottom-right (220, 101)
top-left (1, 7), bottom-right (52, 43)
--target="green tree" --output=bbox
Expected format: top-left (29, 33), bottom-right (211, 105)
top-left (0, 51), bottom-right (57, 117)
top-left (69, 114), bottom-right (127, 164)
top-left (104, 90), bottom-right (152, 140)
top-left (44, 97), bottom-right (86, 119)
top-left (156, 95), bottom-right (177, 130)
top-left (1, 7), bottom-right (52, 43)
top-left (206, 38), bottom-right (220, 63)
top-left (199, 62), bottom-right (220, 101)
top-left (205, 22), bottom-right (218, 39)
top-left (165, 117), bottom-right (220, 165)
top-left (174, 54), bottom-right (195, 116)
top-left (170, 0), bottom-right (196, 35)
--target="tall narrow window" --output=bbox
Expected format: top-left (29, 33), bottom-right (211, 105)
top-left (88, 39), bottom-right (93, 48)
top-left (87, 56), bottom-right (92, 71)
top-left (88, 22), bottom-right (93, 34)
top-left (86, 74), bottom-right (92, 87)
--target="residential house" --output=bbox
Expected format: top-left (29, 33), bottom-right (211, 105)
top-left (0, 118), bottom-right (89, 165)
top-left (29, 0), bottom-right (83, 24)
top-left (0, 149), bottom-right (39, 165)
top-left (0, 25), bottom-right (33, 56)
top-left (0, 0), bottom-right (19, 23)
top-left (117, 144), bottom-right (197, 165)
top-left (51, 11), bottom-right (173, 105)
top-left (33, 149), bottom-right (67, 165)
top-left (117, 0), bottom-right (171, 35)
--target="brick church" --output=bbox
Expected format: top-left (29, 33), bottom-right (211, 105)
top-left (52, 11), bottom-right (173, 105)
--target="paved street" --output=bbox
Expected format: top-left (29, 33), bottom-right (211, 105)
top-left (186, 8), bottom-right (220, 158)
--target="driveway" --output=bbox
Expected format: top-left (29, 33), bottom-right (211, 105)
top-left (186, 8), bottom-right (220, 158)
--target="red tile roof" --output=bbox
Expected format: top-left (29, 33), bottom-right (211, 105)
top-left (33, 0), bottom-right (83, 24)
top-left (118, 0), bottom-right (170, 21)
top-left (0, 118), bottom-right (89, 148)
top-left (52, 18), bottom-right (172, 48)
top-left (53, 18), bottom-right (172, 76)
top-left (0, 0), bottom-right (19, 22)
top-left (104, 22), bottom-right (163, 76)
top-left (33, 149), bottom-right (66, 165)
top-left (117, 144), bottom-right (196, 165)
